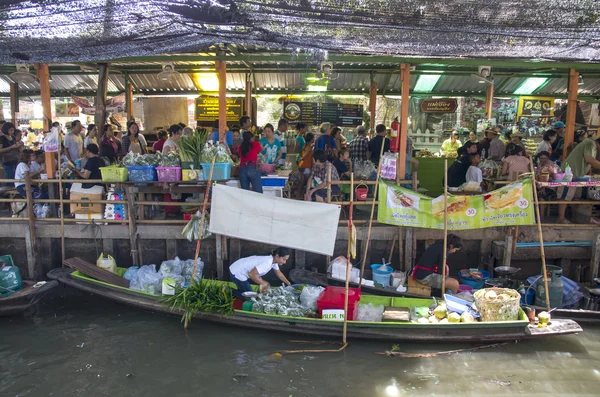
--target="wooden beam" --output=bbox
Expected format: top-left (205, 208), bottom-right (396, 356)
top-left (369, 79), bottom-right (377, 132)
top-left (34, 64), bottom-right (51, 130)
top-left (485, 83), bottom-right (494, 119)
top-left (216, 59), bottom-right (227, 141)
top-left (397, 64), bottom-right (410, 181)
top-left (245, 73), bottom-right (252, 117)
top-left (95, 63), bottom-right (110, 135)
top-left (563, 69), bottom-right (579, 158)
top-left (9, 82), bottom-right (18, 125)
top-left (124, 73), bottom-right (133, 120)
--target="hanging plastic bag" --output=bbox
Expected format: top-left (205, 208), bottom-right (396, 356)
top-left (354, 160), bottom-right (377, 180)
top-left (300, 286), bottom-right (325, 312)
top-left (96, 253), bottom-right (116, 274)
top-left (380, 153), bottom-right (398, 180)
top-left (479, 158), bottom-right (500, 178)
top-left (130, 264), bottom-right (162, 294)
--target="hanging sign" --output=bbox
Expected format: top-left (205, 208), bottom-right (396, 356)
top-left (377, 179), bottom-right (535, 230)
top-left (283, 102), bottom-right (363, 126)
top-left (419, 99), bottom-right (458, 113)
top-left (517, 96), bottom-right (554, 118)
top-left (195, 97), bottom-right (243, 122)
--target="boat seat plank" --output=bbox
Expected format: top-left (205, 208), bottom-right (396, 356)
top-left (63, 257), bottom-right (130, 288)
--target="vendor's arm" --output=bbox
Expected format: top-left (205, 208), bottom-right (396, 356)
top-left (584, 155), bottom-right (600, 170)
top-left (247, 267), bottom-right (270, 292)
top-left (273, 268), bottom-right (291, 287)
top-left (75, 168), bottom-right (91, 179)
top-left (501, 159), bottom-right (509, 175)
top-left (274, 146), bottom-right (282, 164)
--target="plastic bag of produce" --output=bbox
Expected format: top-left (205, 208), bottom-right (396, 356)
top-left (354, 160), bottom-right (377, 180)
top-left (479, 158), bottom-right (500, 178)
top-left (96, 252), bottom-right (116, 274)
top-left (130, 264), bottom-right (162, 294)
top-left (182, 258), bottom-right (204, 283)
top-left (300, 286), bottom-right (325, 311)
top-left (159, 257), bottom-right (184, 278)
top-left (123, 266), bottom-right (139, 281)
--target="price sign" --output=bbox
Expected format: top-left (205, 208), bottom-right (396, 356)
top-left (466, 208), bottom-right (477, 217)
top-left (516, 199), bottom-right (529, 209)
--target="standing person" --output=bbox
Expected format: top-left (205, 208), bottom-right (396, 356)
top-left (314, 122), bottom-right (338, 161)
top-left (502, 145), bottom-right (530, 181)
top-left (478, 129), bottom-right (492, 158)
top-left (556, 138), bottom-right (600, 224)
top-left (259, 124), bottom-right (282, 165)
top-left (153, 130), bottom-right (168, 153)
top-left (274, 119), bottom-right (288, 166)
top-left (348, 125), bottom-right (369, 167)
top-left (440, 131), bottom-right (461, 157)
top-left (368, 124), bottom-right (390, 166)
top-left (306, 149), bottom-right (341, 202)
top-left (535, 129), bottom-right (557, 156)
top-left (487, 128), bottom-right (505, 163)
top-left (446, 155), bottom-right (471, 188)
top-left (411, 234), bottom-right (462, 294)
top-left (0, 122), bottom-right (23, 181)
top-left (551, 121), bottom-right (566, 162)
top-left (63, 120), bottom-right (84, 164)
top-left (465, 152), bottom-right (483, 187)
top-left (210, 119), bottom-right (233, 145)
top-left (229, 247), bottom-right (292, 298)
top-left (465, 131), bottom-right (478, 146)
top-left (238, 130), bottom-right (263, 193)
top-left (230, 126), bottom-right (242, 162)
top-left (74, 144), bottom-right (104, 189)
top-left (294, 122), bottom-right (308, 165)
top-left (14, 150), bottom-right (46, 199)
top-left (239, 116), bottom-right (252, 133)
top-left (182, 127), bottom-right (194, 137)
top-left (334, 127), bottom-right (347, 151)
top-left (163, 124), bottom-right (183, 154)
top-left (84, 124), bottom-right (98, 150)
top-left (294, 132), bottom-right (315, 200)
top-left (121, 120), bottom-right (146, 155)
top-left (100, 125), bottom-right (121, 164)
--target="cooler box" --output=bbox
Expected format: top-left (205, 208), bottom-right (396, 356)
top-left (69, 183), bottom-right (105, 214)
top-left (317, 286), bottom-right (361, 321)
top-left (262, 176), bottom-right (287, 187)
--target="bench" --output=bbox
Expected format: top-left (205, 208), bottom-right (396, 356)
top-left (407, 276), bottom-right (432, 297)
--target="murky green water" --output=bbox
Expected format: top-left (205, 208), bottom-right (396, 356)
top-left (1, 288), bottom-right (599, 397)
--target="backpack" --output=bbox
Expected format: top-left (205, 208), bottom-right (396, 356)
top-left (324, 135), bottom-right (336, 162)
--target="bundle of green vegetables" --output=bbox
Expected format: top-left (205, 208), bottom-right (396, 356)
top-left (181, 210), bottom-right (211, 242)
top-left (158, 151), bottom-right (181, 167)
top-left (200, 143), bottom-right (233, 164)
top-left (178, 129), bottom-right (209, 163)
top-left (122, 152), bottom-right (161, 166)
top-left (163, 279), bottom-right (234, 326)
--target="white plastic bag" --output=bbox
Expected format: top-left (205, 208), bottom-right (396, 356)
top-left (300, 286), bottom-right (325, 312)
top-left (182, 258), bottom-right (204, 283)
top-left (130, 264), bottom-right (162, 294)
top-left (159, 257), bottom-right (184, 278)
top-left (479, 158), bottom-right (500, 178)
top-left (380, 153), bottom-right (397, 180)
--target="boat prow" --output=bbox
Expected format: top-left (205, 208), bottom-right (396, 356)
top-left (0, 279), bottom-right (58, 316)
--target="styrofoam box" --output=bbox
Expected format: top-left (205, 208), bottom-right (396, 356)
top-left (75, 213), bottom-right (103, 224)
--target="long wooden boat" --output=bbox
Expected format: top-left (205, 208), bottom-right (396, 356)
top-left (48, 266), bottom-right (582, 343)
top-left (290, 269), bottom-right (441, 298)
top-left (0, 280), bottom-right (58, 316)
top-left (532, 305), bottom-right (600, 325)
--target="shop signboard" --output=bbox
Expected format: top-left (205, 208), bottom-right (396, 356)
top-left (55, 102), bottom-right (80, 117)
top-left (517, 96), bottom-right (554, 118)
top-left (377, 179), bottom-right (535, 230)
top-left (283, 102), bottom-right (363, 126)
top-left (195, 97), bottom-right (243, 122)
top-left (419, 99), bottom-right (458, 113)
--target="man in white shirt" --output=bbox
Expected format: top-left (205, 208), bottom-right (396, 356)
top-left (63, 120), bottom-right (83, 163)
top-left (274, 119), bottom-right (288, 166)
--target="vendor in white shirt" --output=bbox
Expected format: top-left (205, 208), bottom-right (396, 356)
top-left (229, 247), bottom-right (292, 299)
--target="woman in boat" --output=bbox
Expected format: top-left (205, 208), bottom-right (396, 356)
top-left (412, 234), bottom-right (461, 293)
top-left (229, 247), bottom-right (292, 299)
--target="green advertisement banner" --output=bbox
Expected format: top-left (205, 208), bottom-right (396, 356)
top-left (377, 179), bottom-right (535, 230)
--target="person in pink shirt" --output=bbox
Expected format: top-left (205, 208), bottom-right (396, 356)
top-left (502, 145), bottom-right (531, 181)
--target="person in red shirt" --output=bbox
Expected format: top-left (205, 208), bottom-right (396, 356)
top-left (153, 130), bottom-right (167, 153)
top-left (238, 130), bottom-right (263, 193)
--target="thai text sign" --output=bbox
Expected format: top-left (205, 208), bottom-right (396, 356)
top-left (195, 97), bottom-right (243, 122)
top-left (420, 99), bottom-right (458, 113)
top-left (377, 179), bottom-right (535, 230)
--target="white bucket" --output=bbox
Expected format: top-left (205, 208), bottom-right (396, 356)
top-left (162, 278), bottom-right (176, 295)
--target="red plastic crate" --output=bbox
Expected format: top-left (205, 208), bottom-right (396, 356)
top-left (317, 286), bottom-right (361, 320)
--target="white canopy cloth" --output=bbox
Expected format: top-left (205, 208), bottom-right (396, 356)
top-left (209, 185), bottom-right (340, 256)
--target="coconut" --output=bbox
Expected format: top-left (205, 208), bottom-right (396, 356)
top-left (439, 318), bottom-right (449, 324)
top-left (428, 315), bottom-right (439, 323)
top-left (433, 304), bottom-right (447, 319)
top-left (484, 290), bottom-right (498, 300)
top-left (460, 312), bottom-right (476, 323)
top-left (448, 312), bottom-right (461, 323)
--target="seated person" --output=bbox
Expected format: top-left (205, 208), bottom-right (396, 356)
top-left (446, 155), bottom-right (471, 188)
top-left (333, 148), bottom-right (352, 179)
top-left (465, 152), bottom-right (483, 191)
top-left (14, 149), bottom-right (46, 199)
top-left (457, 141), bottom-right (478, 157)
top-left (411, 234), bottom-right (461, 293)
top-left (28, 150), bottom-right (45, 174)
top-left (502, 145), bottom-right (530, 181)
top-left (75, 144), bottom-right (104, 189)
top-left (306, 149), bottom-right (340, 202)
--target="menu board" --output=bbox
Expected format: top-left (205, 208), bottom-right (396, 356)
top-left (195, 97), bottom-right (244, 122)
top-left (517, 96), bottom-right (554, 118)
top-left (283, 102), bottom-right (363, 126)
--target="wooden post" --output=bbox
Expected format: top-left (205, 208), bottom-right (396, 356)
top-left (216, 234), bottom-right (224, 280)
top-left (124, 73), bottom-right (134, 121)
top-left (398, 64), bottom-right (410, 180)
top-left (125, 185), bottom-right (141, 267)
top-left (245, 73), bottom-right (253, 116)
top-left (485, 83), bottom-right (494, 119)
top-left (95, 63), bottom-right (110, 136)
top-left (230, 239), bottom-right (241, 263)
top-left (591, 232), bottom-right (600, 281)
top-left (369, 79), bottom-right (378, 132)
top-left (441, 160), bottom-right (448, 294)
top-left (35, 64), bottom-right (56, 178)
top-left (326, 163), bottom-right (332, 265)
top-left (503, 232), bottom-right (514, 267)
top-left (9, 82), bottom-right (18, 126)
top-left (563, 69), bottom-right (579, 159)
top-left (24, 172), bottom-right (36, 253)
top-left (216, 58), bottom-right (227, 142)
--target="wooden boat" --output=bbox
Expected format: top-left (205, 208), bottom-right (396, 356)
top-left (48, 265), bottom-right (583, 343)
top-left (0, 280), bottom-right (58, 316)
top-left (532, 306), bottom-right (600, 325)
top-left (290, 269), bottom-right (441, 298)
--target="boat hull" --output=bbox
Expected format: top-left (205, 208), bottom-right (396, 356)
top-left (0, 280), bottom-right (58, 316)
top-left (48, 267), bottom-right (582, 343)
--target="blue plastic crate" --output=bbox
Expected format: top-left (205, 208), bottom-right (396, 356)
top-left (126, 166), bottom-right (157, 182)
top-left (201, 162), bottom-right (232, 181)
top-left (262, 177), bottom-right (287, 187)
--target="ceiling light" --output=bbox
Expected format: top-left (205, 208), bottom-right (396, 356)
top-left (307, 85), bottom-right (327, 92)
top-left (414, 74), bottom-right (442, 93)
top-left (514, 77), bottom-right (548, 95)
top-left (193, 73), bottom-right (220, 91)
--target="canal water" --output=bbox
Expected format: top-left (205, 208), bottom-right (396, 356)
top-left (1, 288), bottom-right (599, 397)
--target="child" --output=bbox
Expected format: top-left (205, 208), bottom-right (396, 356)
top-left (14, 150), bottom-right (46, 199)
top-left (306, 150), bottom-right (341, 202)
top-left (502, 145), bottom-right (530, 181)
top-left (465, 152), bottom-right (483, 184)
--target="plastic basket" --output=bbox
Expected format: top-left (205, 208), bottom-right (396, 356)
top-left (126, 165), bottom-right (157, 182)
top-left (262, 177), bottom-right (287, 187)
top-left (156, 166), bottom-right (182, 182)
top-left (459, 269), bottom-right (490, 290)
top-left (201, 162), bottom-right (232, 181)
top-left (473, 287), bottom-right (521, 322)
top-left (100, 166), bottom-right (128, 182)
top-left (317, 286), bottom-right (361, 320)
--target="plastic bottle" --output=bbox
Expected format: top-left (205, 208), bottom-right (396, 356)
top-left (564, 163), bottom-right (573, 181)
top-left (518, 283), bottom-right (527, 305)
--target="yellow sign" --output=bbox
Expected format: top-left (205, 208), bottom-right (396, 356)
top-left (517, 96), bottom-right (554, 118)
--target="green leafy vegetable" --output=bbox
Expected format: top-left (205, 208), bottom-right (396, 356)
top-left (178, 129), bottom-right (209, 163)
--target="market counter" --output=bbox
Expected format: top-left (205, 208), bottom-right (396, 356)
top-left (415, 157), bottom-right (449, 197)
